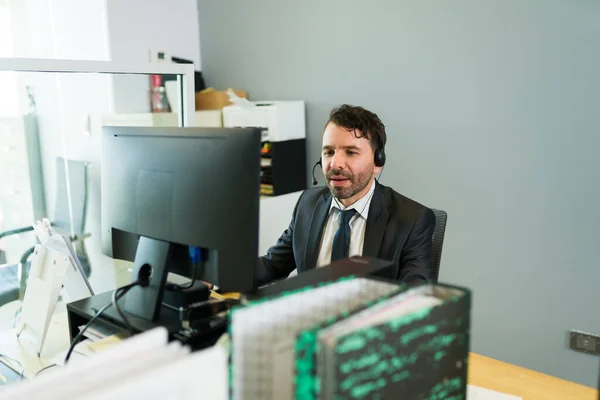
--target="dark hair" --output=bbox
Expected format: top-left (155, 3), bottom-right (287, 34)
top-left (326, 104), bottom-right (387, 151)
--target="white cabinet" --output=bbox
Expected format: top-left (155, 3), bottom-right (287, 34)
top-left (222, 101), bottom-right (305, 142)
top-left (222, 101), bottom-right (307, 196)
top-left (102, 110), bottom-right (223, 128)
top-left (0, 116), bottom-right (46, 264)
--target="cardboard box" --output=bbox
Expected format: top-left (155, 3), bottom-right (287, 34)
top-left (195, 90), bottom-right (248, 110)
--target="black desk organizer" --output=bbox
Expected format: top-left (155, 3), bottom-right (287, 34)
top-left (260, 139), bottom-right (306, 196)
top-left (66, 290), bottom-right (227, 352)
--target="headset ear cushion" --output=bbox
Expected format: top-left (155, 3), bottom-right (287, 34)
top-left (375, 149), bottom-right (386, 167)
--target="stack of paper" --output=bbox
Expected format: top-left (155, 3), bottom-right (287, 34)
top-left (0, 327), bottom-right (228, 400)
top-left (79, 321), bottom-right (120, 343)
top-left (467, 385), bottom-right (522, 400)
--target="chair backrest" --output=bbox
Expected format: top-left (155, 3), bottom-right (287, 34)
top-left (53, 157), bottom-right (89, 237)
top-left (431, 209), bottom-right (448, 282)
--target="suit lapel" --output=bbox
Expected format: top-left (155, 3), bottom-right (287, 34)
top-left (303, 192), bottom-right (331, 271)
top-left (362, 182), bottom-right (390, 257)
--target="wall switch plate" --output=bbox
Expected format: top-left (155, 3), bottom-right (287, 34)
top-left (569, 330), bottom-right (600, 356)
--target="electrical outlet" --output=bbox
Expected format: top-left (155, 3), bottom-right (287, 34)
top-left (569, 330), bottom-right (600, 356)
top-left (149, 48), bottom-right (170, 63)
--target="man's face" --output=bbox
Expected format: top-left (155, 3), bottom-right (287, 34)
top-left (321, 122), bottom-right (382, 206)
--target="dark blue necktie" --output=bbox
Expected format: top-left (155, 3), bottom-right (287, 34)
top-left (331, 209), bottom-right (357, 262)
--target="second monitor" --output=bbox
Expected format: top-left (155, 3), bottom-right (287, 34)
top-left (101, 126), bottom-right (261, 309)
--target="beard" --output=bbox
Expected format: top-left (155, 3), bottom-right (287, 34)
top-left (326, 164), bottom-right (374, 200)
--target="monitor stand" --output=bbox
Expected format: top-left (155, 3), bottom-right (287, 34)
top-left (123, 236), bottom-right (211, 320)
top-left (66, 236), bottom-right (226, 351)
top-left (124, 236), bottom-right (171, 321)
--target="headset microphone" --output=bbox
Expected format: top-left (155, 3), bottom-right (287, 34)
top-left (312, 160), bottom-right (322, 185)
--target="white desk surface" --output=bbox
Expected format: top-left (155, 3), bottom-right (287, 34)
top-left (0, 259), bottom-right (133, 380)
top-left (0, 300), bottom-right (70, 379)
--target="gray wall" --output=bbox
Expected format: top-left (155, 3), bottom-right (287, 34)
top-left (106, 0), bottom-right (202, 113)
top-left (198, 0), bottom-right (600, 387)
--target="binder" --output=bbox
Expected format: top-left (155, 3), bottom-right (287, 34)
top-left (230, 274), bottom-right (470, 400)
top-left (230, 277), bottom-right (404, 400)
top-left (296, 283), bottom-right (471, 400)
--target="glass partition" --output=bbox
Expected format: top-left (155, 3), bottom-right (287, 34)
top-left (0, 61), bottom-right (193, 307)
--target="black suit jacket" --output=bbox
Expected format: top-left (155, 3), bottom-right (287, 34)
top-left (256, 182), bottom-right (436, 286)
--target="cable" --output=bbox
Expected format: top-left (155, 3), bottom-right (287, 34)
top-left (331, 162), bottom-right (385, 219)
top-left (34, 363), bottom-right (57, 377)
top-left (333, 179), bottom-right (377, 222)
top-left (170, 246), bottom-right (203, 290)
top-left (72, 350), bottom-right (89, 358)
top-left (345, 165), bottom-right (386, 220)
top-left (376, 164), bottom-right (385, 184)
top-left (0, 353), bottom-right (24, 381)
top-left (112, 286), bottom-right (133, 334)
top-left (32, 352), bottom-right (87, 379)
top-left (176, 260), bottom-right (197, 290)
top-left (64, 302), bottom-right (111, 364)
top-left (65, 280), bottom-right (141, 364)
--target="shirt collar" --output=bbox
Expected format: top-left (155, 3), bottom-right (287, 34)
top-left (329, 180), bottom-right (376, 220)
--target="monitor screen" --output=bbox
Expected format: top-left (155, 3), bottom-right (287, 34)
top-left (101, 126), bottom-right (261, 293)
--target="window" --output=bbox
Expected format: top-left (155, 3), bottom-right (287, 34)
top-left (0, 0), bottom-right (19, 117)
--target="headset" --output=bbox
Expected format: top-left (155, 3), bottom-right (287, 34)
top-left (372, 128), bottom-right (387, 168)
top-left (312, 134), bottom-right (386, 185)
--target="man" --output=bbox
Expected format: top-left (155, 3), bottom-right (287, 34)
top-left (256, 104), bottom-right (436, 286)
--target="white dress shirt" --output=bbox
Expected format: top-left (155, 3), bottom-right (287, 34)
top-left (316, 180), bottom-right (376, 267)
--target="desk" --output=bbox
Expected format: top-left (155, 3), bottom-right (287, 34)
top-left (0, 288), bottom-right (598, 397)
top-left (0, 259), bottom-right (133, 380)
top-left (0, 301), bottom-right (70, 379)
top-left (2, 310), bottom-right (597, 400)
top-left (468, 353), bottom-right (598, 400)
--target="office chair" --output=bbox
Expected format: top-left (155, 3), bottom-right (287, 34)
top-left (0, 157), bottom-right (91, 305)
top-left (430, 209), bottom-right (448, 283)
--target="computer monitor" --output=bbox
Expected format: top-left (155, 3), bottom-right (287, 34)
top-left (101, 126), bottom-right (261, 320)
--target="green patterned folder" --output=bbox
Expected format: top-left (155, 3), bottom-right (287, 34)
top-left (295, 284), bottom-right (471, 400)
top-left (229, 276), bottom-right (406, 400)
